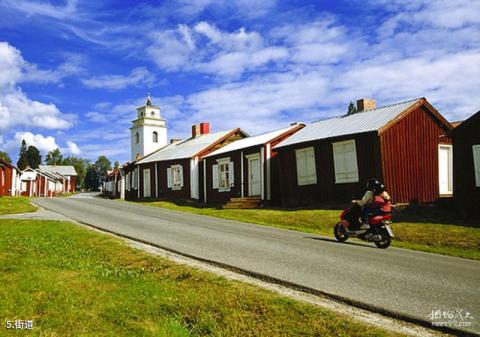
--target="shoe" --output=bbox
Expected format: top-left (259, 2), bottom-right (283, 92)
top-left (360, 223), bottom-right (370, 229)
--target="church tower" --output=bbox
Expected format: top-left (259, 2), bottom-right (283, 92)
top-left (130, 95), bottom-right (167, 161)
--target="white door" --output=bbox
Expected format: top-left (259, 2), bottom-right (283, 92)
top-left (438, 145), bottom-right (453, 195)
top-left (248, 156), bottom-right (261, 196)
top-left (143, 169), bottom-right (151, 198)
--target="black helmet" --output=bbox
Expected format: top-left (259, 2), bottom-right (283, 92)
top-left (366, 178), bottom-right (384, 194)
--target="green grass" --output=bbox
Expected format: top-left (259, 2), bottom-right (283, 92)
top-left (0, 219), bottom-right (402, 337)
top-left (0, 196), bottom-right (37, 215)
top-left (139, 201), bottom-right (480, 260)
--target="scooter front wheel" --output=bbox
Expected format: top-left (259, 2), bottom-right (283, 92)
top-left (374, 236), bottom-right (392, 249)
top-left (334, 223), bottom-right (349, 242)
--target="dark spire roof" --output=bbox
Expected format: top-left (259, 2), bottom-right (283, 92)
top-left (146, 93), bottom-right (152, 106)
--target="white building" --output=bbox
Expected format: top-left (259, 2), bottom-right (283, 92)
top-left (130, 95), bottom-right (168, 161)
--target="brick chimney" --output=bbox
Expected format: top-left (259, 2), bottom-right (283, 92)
top-left (192, 122), bottom-right (210, 138)
top-left (357, 98), bottom-right (376, 112)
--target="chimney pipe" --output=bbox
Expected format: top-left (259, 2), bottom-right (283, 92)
top-left (192, 122), bottom-right (210, 138)
top-left (357, 98), bottom-right (376, 112)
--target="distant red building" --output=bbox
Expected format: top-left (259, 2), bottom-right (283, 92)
top-left (0, 158), bottom-right (20, 196)
top-left (273, 98), bottom-right (453, 206)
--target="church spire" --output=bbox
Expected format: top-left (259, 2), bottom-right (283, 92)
top-left (146, 92), bottom-right (152, 106)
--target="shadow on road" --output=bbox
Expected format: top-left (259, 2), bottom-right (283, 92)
top-left (305, 236), bottom-right (378, 249)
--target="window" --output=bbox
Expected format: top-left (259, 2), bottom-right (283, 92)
top-left (151, 111), bottom-right (155, 117)
top-left (212, 158), bottom-right (234, 192)
top-left (153, 131), bottom-right (158, 143)
top-left (295, 147), bottom-right (317, 186)
top-left (132, 169), bottom-right (138, 189)
top-left (332, 140), bottom-right (359, 184)
top-left (135, 132), bottom-right (139, 144)
top-left (473, 145), bottom-right (480, 187)
top-left (167, 165), bottom-right (183, 190)
top-left (143, 169), bottom-right (151, 198)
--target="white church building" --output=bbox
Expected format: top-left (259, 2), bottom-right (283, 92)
top-left (130, 95), bottom-right (167, 161)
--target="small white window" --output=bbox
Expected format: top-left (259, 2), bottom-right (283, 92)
top-left (295, 147), bottom-right (317, 186)
top-left (213, 158), bottom-right (234, 192)
top-left (167, 165), bottom-right (183, 190)
top-left (473, 145), bottom-right (480, 187)
top-left (332, 140), bottom-right (359, 184)
top-left (153, 131), bottom-right (158, 143)
top-left (135, 132), bottom-right (139, 144)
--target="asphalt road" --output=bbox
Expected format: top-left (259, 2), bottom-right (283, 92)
top-left (33, 195), bottom-right (480, 335)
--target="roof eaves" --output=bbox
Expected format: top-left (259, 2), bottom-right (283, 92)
top-left (195, 128), bottom-right (248, 158)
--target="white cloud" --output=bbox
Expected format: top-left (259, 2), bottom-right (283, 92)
top-left (3, 0), bottom-right (78, 19)
top-left (0, 42), bottom-right (74, 131)
top-left (85, 111), bottom-right (108, 123)
top-left (146, 22), bottom-right (286, 76)
top-left (81, 67), bottom-right (156, 90)
top-left (147, 27), bottom-right (196, 71)
top-left (66, 141), bottom-right (81, 155)
top-left (176, 0), bottom-right (277, 18)
top-left (21, 53), bottom-right (85, 84)
top-left (14, 132), bottom-right (58, 153)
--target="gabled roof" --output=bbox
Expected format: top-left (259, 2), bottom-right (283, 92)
top-left (0, 158), bottom-right (18, 170)
top-left (448, 111), bottom-right (480, 135)
top-left (274, 98), bottom-right (452, 149)
top-left (39, 165), bottom-right (77, 176)
top-left (137, 129), bottom-right (245, 164)
top-left (205, 124), bottom-right (304, 158)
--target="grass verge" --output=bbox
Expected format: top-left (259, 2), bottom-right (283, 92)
top-left (0, 219), bottom-right (402, 337)
top-left (139, 201), bottom-right (480, 260)
top-left (0, 196), bottom-right (37, 215)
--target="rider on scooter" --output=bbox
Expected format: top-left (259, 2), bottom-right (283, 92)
top-left (352, 178), bottom-right (391, 229)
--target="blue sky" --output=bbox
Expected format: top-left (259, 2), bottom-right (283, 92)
top-left (0, 0), bottom-right (479, 164)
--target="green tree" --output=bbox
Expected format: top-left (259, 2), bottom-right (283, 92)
top-left (347, 101), bottom-right (357, 115)
top-left (63, 156), bottom-right (90, 189)
top-left (94, 155), bottom-right (112, 186)
top-left (46, 148), bottom-right (63, 165)
top-left (26, 145), bottom-right (41, 169)
top-left (17, 140), bottom-right (29, 170)
top-left (0, 151), bottom-right (12, 163)
top-left (84, 165), bottom-right (100, 191)
top-left (114, 161), bottom-right (119, 169)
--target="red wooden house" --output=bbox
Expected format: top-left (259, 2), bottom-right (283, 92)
top-left (203, 123), bottom-right (305, 206)
top-left (273, 98), bottom-right (453, 206)
top-left (0, 158), bottom-right (20, 196)
top-left (38, 165), bottom-right (77, 193)
top-left (449, 111), bottom-right (480, 218)
top-left (104, 168), bottom-right (123, 199)
top-left (125, 123), bottom-right (247, 201)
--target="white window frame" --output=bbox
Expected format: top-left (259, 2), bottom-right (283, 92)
top-left (472, 144), bottom-right (480, 187)
top-left (143, 168), bottom-right (151, 198)
top-left (215, 157), bottom-right (233, 192)
top-left (438, 144), bottom-right (453, 195)
top-left (167, 164), bottom-right (184, 190)
top-left (332, 139), bottom-right (359, 184)
top-left (295, 147), bottom-right (317, 186)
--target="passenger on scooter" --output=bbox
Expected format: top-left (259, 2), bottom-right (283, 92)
top-left (352, 178), bottom-right (391, 229)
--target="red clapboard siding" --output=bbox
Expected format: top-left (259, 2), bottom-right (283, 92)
top-left (380, 106), bottom-right (451, 203)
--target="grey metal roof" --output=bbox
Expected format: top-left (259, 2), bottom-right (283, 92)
top-left (274, 99), bottom-right (420, 149)
top-left (206, 124), bottom-right (301, 158)
top-left (137, 130), bottom-right (236, 164)
top-left (39, 165), bottom-right (77, 176)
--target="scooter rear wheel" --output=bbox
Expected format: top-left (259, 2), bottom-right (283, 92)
top-left (334, 223), bottom-right (349, 242)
